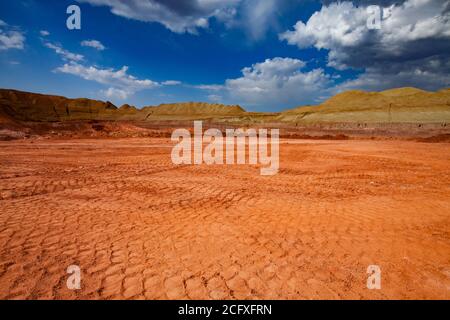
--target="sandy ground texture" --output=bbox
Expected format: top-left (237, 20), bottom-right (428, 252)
top-left (0, 138), bottom-right (449, 300)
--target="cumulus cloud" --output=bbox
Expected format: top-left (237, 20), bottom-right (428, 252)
top-left (81, 39), bottom-right (106, 51)
top-left (77, 0), bottom-right (241, 33)
top-left (56, 62), bottom-right (159, 99)
top-left (40, 30), bottom-right (50, 36)
top-left (281, 0), bottom-right (450, 91)
top-left (193, 58), bottom-right (333, 108)
top-left (44, 42), bottom-right (84, 62)
top-left (44, 37), bottom-right (170, 100)
top-left (224, 57), bottom-right (332, 108)
top-left (0, 20), bottom-right (25, 51)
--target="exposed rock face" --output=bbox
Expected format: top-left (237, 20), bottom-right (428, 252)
top-left (0, 89), bottom-right (245, 122)
top-left (0, 89), bottom-right (123, 121)
top-left (278, 88), bottom-right (450, 123)
top-left (1, 87), bottom-right (449, 125)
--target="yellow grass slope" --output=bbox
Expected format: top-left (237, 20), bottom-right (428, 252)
top-left (278, 87), bottom-right (450, 123)
top-left (142, 102), bottom-right (245, 120)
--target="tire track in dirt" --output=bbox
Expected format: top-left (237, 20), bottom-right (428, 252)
top-left (0, 138), bottom-right (448, 299)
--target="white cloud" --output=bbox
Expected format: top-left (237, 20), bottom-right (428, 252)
top-left (0, 20), bottom-right (25, 51)
top-left (193, 84), bottom-right (224, 91)
top-left (101, 87), bottom-right (130, 100)
top-left (77, 0), bottom-right (287, 38)
top-left (281, 0), bottom-right (450, 69)
top-left (162, 80), bottom-right (181, 85)
top-left (192, 58), bottom-right (333, 108)
top-left (224, 57), bottom-right (332, 108)
top-left (241, 0), bottom-right (279, 40)
top-left (56, 62), bottom-right (159, 99)
top-left (40, 30), bottom-right (50, 36)
top-left (281, 0), bottom-right (450, 91)
top-left (44, 42), bottom-right (84, 62)
top-left (81, 39), bottom-right (106, 51)
top-left (281, 2), bottom-right (368, 54)
top-left (44, 36), bottom-right (164, 100)
top-left (78, 0), bottom-right (241, 34)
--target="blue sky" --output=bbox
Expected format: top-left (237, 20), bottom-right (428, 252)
top-left (0, 0), bottom-right (448, 111)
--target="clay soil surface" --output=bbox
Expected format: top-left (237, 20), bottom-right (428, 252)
top-left (0, 138), bottom-right (449, 299)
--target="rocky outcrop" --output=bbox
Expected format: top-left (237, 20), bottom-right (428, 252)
top-left (0, 89), bottom-right (245, 122)
top-left (1, 87), bottom-right (449, 125)
top-left (0, 89), bottom-right (122, 121)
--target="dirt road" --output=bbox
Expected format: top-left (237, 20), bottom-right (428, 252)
top-left (0, 138), bottom-right (449, 299)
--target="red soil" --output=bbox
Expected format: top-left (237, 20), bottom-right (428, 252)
top-left (0, 138), bottom-right (449, 299)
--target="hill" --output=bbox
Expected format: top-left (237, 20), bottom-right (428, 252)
top-left (1, 87), bottom-right (449, 125)
top-left (278, 88), bottom-right (450, 123)
top-left (142, 102), bottom-right (245, 120)
top-left (0, 89), bottom-right (245, 122)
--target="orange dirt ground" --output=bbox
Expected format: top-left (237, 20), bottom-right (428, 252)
top-left (0, 138), bottom-right (449, 300)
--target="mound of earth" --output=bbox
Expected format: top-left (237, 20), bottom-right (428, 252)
top-left (278, 87), bottom-right (450, 123)
top-left (0, 89), bottom-right (125, 121)
top-left (0, 89), bottom-right (245, 122)
top-left (142, 102), bottom-right (245, 120)
top-left (1, 87), bottom-right (449, 129)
